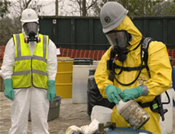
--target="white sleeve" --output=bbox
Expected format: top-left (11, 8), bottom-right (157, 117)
top-left (1, 38), bottom-right (15, 79)
top-left (47, 39), bottom-right (57, 80)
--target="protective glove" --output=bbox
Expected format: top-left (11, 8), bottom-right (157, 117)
top-left (4, 78), bottom-right (14, 100)
top-left (80, 119), bottom-right (99, 134)
top-left (105, 84), bottom-right (121, 104)
top-left (120, 86), bottom-right (143, 102)
top-left (47, 80), bottom-right (56, 103)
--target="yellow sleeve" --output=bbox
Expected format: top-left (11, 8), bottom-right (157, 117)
top-left (137, 41), bottom-right (172, 103)
top-left (94, 47), bottom-right (113, 98)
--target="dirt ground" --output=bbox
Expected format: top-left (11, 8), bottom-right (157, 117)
top-left (0, 92), bottom-right (91, 134)
top-left (0, 92), bottom-right (175, 134)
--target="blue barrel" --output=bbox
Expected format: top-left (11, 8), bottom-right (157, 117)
top-left (73, 127), bottom-right (152, 134)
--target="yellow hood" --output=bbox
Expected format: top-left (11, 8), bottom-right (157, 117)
top-left (115, 16), bottom-right (142, 50)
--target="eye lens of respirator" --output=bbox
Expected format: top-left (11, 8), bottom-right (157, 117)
top-left (106, 30), bottom-right (131, 62)
top-left (106, 30), bottom-right (130, 49)
top-left (23, 22), bottom-right (38, 37)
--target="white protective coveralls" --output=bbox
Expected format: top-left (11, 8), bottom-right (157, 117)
top-left (1, 36), bottom-right (57, 134)
top-left (94, 16), bottom-right (172, 134)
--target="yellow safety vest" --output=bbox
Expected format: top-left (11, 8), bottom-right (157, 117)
top-left (12, 33), bottom-right (49, 89)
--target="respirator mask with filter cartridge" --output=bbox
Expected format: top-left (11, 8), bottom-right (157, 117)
top-left (23, 22), bottom-right (40, 43)
top-left (106, 30), bottom-right (131, 62)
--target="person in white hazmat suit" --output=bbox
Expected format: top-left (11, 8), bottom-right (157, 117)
top-left (1, 9), bottom-right (57, 134)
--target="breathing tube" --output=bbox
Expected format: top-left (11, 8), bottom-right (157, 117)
top-left (111, 39), bottom-right (144, 86)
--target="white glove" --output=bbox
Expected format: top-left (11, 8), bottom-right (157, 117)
top-left (65, 125), bottom-right (81, 134)
top-left (80, 119), bottom-right (100, 134)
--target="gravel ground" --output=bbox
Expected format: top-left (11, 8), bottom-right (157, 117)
top-left (0, 92), bottom-right (91, 134)
top-left (0, 92), bottom-right (175, 134)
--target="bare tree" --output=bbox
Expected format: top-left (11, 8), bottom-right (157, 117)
top-left (63, 0), bottom-right (98, 16)
top-left (0, 0), bottom-right (10, 18)
top-left (9, 0), bottom-right (43, 17)
top-left (89, 0), bottom-right (107, 16)
top-left (80, 0), bottom-right (98, 16)
top-left (0, 0), bottom-right (44, 46)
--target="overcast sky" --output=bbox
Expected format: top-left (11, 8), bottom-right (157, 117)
top-left (37, 0), bottom-right (74, 16)
top-left (39, 0), bottom-right (55, 16)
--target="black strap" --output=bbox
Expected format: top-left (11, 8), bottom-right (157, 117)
top-left (112, 37), bottom-right (152, 73)
top-left (111, 37), bottom-right (150, 86)
top-left (142, 37), bottom-right (152, 77)
top-left (138, 102), bottom-right (152, 108)
top-left (114, 64), bottom-right (147, 71)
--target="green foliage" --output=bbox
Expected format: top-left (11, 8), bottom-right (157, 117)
top-left (94, 0), bottom-right (175, 17)
top-left (162, 1), bottom-right (175, 16)
top-left (0, 0), bottom-right (10, 18)
top-left (0, 17), bottom-right (21, 46)
top-left (116, 0), bottom-right (166, 17)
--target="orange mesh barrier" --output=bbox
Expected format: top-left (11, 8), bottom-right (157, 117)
top-left (59, 48), bottom-right (175, 65)
top-left (59, 48), bottom-right (106, 60)
top-left (0, 46), bottom-right (174, 65)
top-left (168, 49), bottom-right (175, 66)
top-left (0, 46), bottom-right (5, 69)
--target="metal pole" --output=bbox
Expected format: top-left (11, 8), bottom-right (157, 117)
top-left (56, 0), bottom-right (58, 16)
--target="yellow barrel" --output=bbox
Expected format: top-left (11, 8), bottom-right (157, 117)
top-left (55, 57), bottom-right (73, 98)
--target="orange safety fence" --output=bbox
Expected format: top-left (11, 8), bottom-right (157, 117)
top-left (0, 46), bottom-right (174, 65)
top-left (168, 49), bottom-right (175, 66)
top-left (59, 48), bottom-right (106, 60)
top-left (59, 48), bottom-right (175, 66)
top-left (0, 46), bottom-right (5, 69)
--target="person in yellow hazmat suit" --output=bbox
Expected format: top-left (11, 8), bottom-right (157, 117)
top-left (1, 9), bottom-right (57, 134)
top-left (94, 2), bottom-right (172, 134)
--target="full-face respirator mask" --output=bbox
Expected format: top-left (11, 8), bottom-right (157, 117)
top-left (106, 30), bottom-right (131, 62)
top-left (23, 22), bottom-right (40, 43)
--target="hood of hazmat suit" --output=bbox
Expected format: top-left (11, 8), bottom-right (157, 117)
top-left (94, 2), bottom-right (172, 133)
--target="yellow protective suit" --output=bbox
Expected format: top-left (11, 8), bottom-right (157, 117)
top-left (94, 16), bottom-right (172, 134)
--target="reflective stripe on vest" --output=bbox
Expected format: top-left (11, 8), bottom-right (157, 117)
top-left (12, 33), bottom-right (49, 89)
